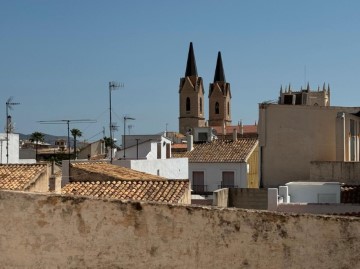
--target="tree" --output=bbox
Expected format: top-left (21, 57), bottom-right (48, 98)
top-left (71, 128), bottom-right (82, 160)
top-left (103, 136), bottom-right (115, 152)
top-left (29, 131), bottom-right (44, 162)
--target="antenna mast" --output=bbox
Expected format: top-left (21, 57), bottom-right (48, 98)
top-left (38, 119), bottom-right (96, 179)
top-left (5, 97), bottom-right (20, 163)
top-left (109, 81), bottom-right (124, 163)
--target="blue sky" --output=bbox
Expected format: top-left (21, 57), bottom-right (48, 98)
top-left (1, 0), bottom-right (360, 142)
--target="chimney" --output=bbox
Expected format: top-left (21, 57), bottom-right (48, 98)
top-left (222, 121), bottom-right (226, 135)
top-left (187, 135), bottom-right (194, 151)
top-left (232, 129), bottom-right (237, 141)
top-left (239, 121), bottom-right (244, 135)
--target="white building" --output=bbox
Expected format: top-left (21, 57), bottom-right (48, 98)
top-left (176, 136), bottom-right (259, 196)
top-left (112, 134), bottom-right (188, 180)
top-left (0, 133), bottom-right (19, 164)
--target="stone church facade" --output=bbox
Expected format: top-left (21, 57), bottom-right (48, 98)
top-left (179, 42), bottom-right (232, 135)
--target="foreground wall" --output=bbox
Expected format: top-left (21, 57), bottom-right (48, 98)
top-left (0, 191), bottom-right (359, 269)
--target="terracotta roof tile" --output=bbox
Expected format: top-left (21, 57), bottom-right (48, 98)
top-left (178, 138), bottom-right (258, 163)
top-left (212, 125), bottom-right (257, 135)
top-left (0, 164), bottom-right (48, 191)
top-left (62, 179), bottom-right (189, 203)
top-left (71, 161), bottom-right (165, 181)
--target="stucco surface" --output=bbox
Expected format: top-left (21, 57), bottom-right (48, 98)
top-left (0, 190), bottom-right (359, 269)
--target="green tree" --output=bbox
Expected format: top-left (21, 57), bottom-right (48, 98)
top-left (29, 131), bottom-right (45, 162)
top-left (103, 136), bottom-right (115, 152)
top-left (71, 128), bottom-right (82, 159)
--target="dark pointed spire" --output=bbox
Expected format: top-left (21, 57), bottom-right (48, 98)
top-left (185, 42), bottom-right (198, 77)
top-left (213, 51), bottom-right (226, 82)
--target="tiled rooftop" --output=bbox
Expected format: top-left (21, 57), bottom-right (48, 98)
top-left (70, 162), bottom-right (166, 181)
top-left (177, 138), bottom-right (258, 163)
top-left (211, 124), bottom-right (258, 135)
top-left (0, 164), bottom-right (48, 191)
top-left (62, 179), bottom-right (189, 203)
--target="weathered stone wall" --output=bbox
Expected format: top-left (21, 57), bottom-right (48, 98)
top-left (27, 165), bottom-right (50, 193)
top-left (310, 161), bottom-right (360, 184)
top-left (229, 188), bottom-right (268, 209)
top-left (276, 203), bottom-right (360, 215)
top-left (0, 190), bottom-right (359, 269)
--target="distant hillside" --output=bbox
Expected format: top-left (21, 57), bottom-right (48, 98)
top-left (19, 133), bottom-right (73, 146)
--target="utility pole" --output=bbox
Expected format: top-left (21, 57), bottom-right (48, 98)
top-left (5, 97), bottom-right (20, 164)
top-left (123, 116), bottom-right (135, 159)
top-left (109, 81), bottom-right (123, 163)
top-left (38, 119), bottom-right (96, 180)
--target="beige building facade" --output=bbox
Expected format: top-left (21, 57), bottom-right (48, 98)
top-left (259, 87), bottom-right (360, 187)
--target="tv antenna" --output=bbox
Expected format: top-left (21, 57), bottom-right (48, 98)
top-left (109, 81), bottom-right (124, 163)
top-left (128, 124), bottom-right (134, 135)
top-left (123, 116), bottom-right (135, 159)
top-left (38, 119), bottom-right (96, 178)
top-left (5, 97), bottom-right (20, 163)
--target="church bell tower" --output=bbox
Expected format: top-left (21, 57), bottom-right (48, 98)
top-left (179, 42), bottom-right (206, 135)
top-left (208, 51), bottom-right (232, 127)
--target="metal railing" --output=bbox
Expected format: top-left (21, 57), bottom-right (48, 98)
top-left (192, 184), bottom-right (208, 194)
top-left (218, 184), bottom-right (238, 189)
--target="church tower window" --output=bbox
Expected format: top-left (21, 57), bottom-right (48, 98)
top-left (186, 97), bottom-right (191, 111)
top-left (227, 102), bottom-right (230, 115)
top-left (200, 97), bottom-right (202, 113)
top-left (215, 102), bottom-right (220, 114)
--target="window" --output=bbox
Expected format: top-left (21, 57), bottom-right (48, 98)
top-left (283, 95), bottom-right (293, 105)
top-left (186, 97), bottom-right (191, 111)
top-left (221, 171), bottom-right (234, 188)
top-left (199, 97), bottom-right (202, 114)
top-left (227, 102), bottom-right (230, 115)
top-left (198, 132), bottom-right (208, 142)
top-left (215, 102), bottom-right (220, 114)
top-left (192, 171), bottom-right (205, 193)
top-left (157, 143), bottom-right (161, 159)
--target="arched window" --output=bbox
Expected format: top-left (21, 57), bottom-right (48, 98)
top-left (199, 97), bottom-right (202, 113)
top-left (186, 97), bottom-right (190, 111)
top-left (227, 102), bottom-right (230, 115)
top-left (215, 102), bottom-right (220, 114)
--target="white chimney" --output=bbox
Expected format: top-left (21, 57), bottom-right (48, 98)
top-left (187, 135), bottom-right (194, 151)
top-left (233, 129), bottom-right (237, 141)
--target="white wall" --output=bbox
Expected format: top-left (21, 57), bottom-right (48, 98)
top-left (189, 162), bottom-right (247, 192)
top-left (0, 133), bottom-right (19, 164)
top-left (116, 141), bottom-right (152, 160)
top-left (114, 158), bottom-right (188, 179)
top-left (286, 182), bottom-right (341, 203)
top-left (116, 136), bottom-right (171, 160)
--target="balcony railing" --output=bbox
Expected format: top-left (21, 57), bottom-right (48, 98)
top-left (218, 184), bottom-right (238, 189)
top-left (192, 184), bottom-right (208, 194)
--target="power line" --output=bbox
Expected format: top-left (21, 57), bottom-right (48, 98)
top-left (38, 119), bottom-right (96, 178)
